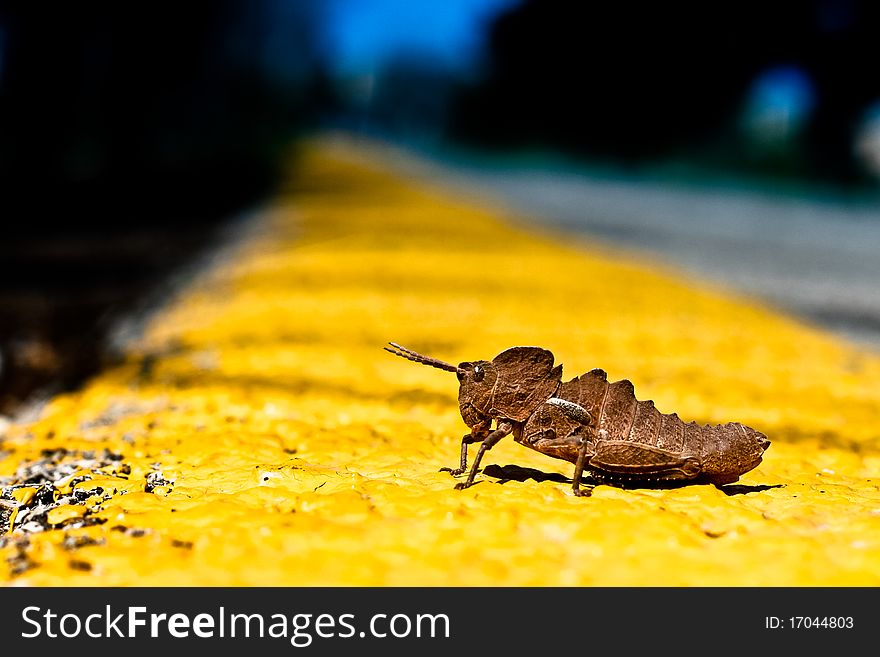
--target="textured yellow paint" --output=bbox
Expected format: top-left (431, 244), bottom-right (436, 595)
top-left (45, 506), bottom-right (87, 526)
top-left (2, 136), bottom-right (879, 586)
top-left (10, 488), bottom-right (35, 506)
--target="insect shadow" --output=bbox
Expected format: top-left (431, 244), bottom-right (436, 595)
top-left (481, 464), bottom-right (571, 485)
top-left (482, 463), bottom-right (784, 495)
top-left (717, 483), bottom-right (784, 496)
top-left (481, 464), bottom-right (686, 490)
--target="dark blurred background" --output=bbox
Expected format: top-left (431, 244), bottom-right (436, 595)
top-left (2, 0), bottom-right (880, 413)
top-left (332, 0), bottom-right (880, 185)
top-left (0, 1), bottom-right (324, 412)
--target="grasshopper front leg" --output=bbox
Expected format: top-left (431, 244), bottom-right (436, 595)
top-left (441, 420), bottom-right (491, 476)
top-left (455, 421), bottom-right (514, 490)
top-left (440, 433), bottom-right (481, 476)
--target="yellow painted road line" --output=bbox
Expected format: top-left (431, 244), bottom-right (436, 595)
top-left (1, 137), bottom-right (879, 585)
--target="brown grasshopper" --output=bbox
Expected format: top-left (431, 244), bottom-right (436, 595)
top-left (384, 342), bottom-right (770, 496)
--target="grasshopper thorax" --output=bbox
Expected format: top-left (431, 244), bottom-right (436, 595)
top-left (464, 347), bottom-right (563, 423)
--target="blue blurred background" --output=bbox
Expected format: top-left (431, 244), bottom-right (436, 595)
top-left (2, 0), bottom-right (880, 410)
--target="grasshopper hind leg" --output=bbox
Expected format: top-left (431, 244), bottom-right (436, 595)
top-left (588, 440), bottom-right (701, 484)
top-left (527, 428), bottom-right (597, 497)
top-left (571, 434), bottom-right (595, 497)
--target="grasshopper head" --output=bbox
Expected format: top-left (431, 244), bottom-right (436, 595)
top-left (455, 359), bottom-right (498, 428)
top-left (384, 343), bottom-right (562, 427)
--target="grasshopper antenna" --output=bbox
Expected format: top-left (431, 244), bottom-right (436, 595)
top-left (384, 342), bottom-right (462, 374)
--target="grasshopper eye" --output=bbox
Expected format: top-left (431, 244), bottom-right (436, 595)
top-left (473, 365), bottom-right (485, 382)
